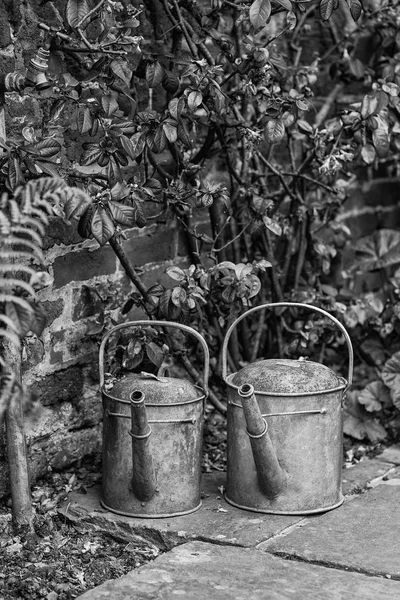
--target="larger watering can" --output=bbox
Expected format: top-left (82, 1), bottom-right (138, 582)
top-left (222, 302), bottom-right (353, 515)
top-left (99, 321), bottom-right (209, 518)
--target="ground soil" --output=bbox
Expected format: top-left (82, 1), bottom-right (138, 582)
top-left (0, 410), bottom-right (387, 600)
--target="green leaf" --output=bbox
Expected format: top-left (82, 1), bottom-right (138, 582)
top-left (275, 0), bottom-right (292, 9)
top-left (346, 0), bottom-right (362, 21)
top-left (29, 138), bottom-right (61, 158)
top-left (358, 381), bottom-right (390, 412)
top-left (66, 0), bottom-right (90, 28)
top-left (352, 229), bottom-right (400, 272)
top-left (91, 206), bottom-right (115, 246)
top-left (101, 94), bottom-right (119, 116)
top-left (130, 132), bottom-right (146, 159)
top-left (372, 128), bottom-right (390, 158)
top-left (64, 189), bottom-right (92, 221)
top-left (382, 352), bottom-right (400, 409)
top-left (110, 60), bottom-right (132, 86)
top-left (343, 391), bottom-right (387, 442)
top-left (77, 106), bottom-right (93, 134)
top-left (107, 201), bottom-right (136, 226)
top-left (171, 286), bottom-right (186, 307)
top-left (162, 70), bottom-right (179, 94)
top-left (348, 58), bottom-right (365, 79)
top-left (249, 0), bottom-right (271, 30)
top-left (166, 266), bottom-right (185, 282)
top-left (187, 90), bottom-right (203, 111)
top-left (146, 61), bottom-right (164, 88)
top-left (264, 118), bottom-right (285, 144)
top-left (119, 135), bottom-right (136, 160)
top-left (177, 120), bottom-right (191, 147)
top-left (262, 215), bottom-right (282, 236)
top-left (78, 205), bottom-right (95, 239)
top-left (5, 300), bottom-right (34, 337)
top-left (8, 158), bottom-right (24, 190)
top-left (81, 144), bottom-right (103, 165)
top-left (361, 143), bottom-right (376, 165)
top-left (319, 0), bottom-right (335, 20)
top-left (361, 93), bottom-right (380, 119)
top-left (163, 121), bottom-right (178, 143)
top-left (110, 181), bottom-right (130, 201)
top-left (145, 342), bottom-right (164, 368)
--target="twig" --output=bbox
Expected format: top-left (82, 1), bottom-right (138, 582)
top-left (314, 83), bottom-right (344, 128)
top-left (293, 214), bottom-right (307, 291)
top-left (77, 0), bottom-right (107, 29)
top-left (170, 0), bottom-right (199, 58)
top-left (250, 307), bottom-right (266, 362)
top-left (256, 152), bottom-right (298, 202)
top-left (180, 354), bottom-right (226, 414)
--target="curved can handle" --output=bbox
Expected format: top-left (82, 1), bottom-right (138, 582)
top-left (221, 302), bottom-right (353, 388)
top-left (99, 320), bottom-right (210, 396)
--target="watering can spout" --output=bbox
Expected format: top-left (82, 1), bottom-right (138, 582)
top-left (238, 384), bottom-right (285, 499)
top-left (129, 391), bottom-right (157, 501)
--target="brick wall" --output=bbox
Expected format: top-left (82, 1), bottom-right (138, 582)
top-left (0, 0), bottom-right (203, 495)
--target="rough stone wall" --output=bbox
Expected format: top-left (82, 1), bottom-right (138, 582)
top-left (0, 0), bottom-right (202, 495)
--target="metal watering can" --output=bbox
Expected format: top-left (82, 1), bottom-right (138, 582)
top-left (99, 320), bottom-right (209, 518)
top-left (222, 302), bottom-right (353, 515)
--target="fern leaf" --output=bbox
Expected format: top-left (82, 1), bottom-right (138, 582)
top-left (0, 327), bottom-right (21, 350)
top-left (0, 250), bottom-right (42, 263)
top-left (10, 225), bottom-right (43, 247)
top-left (0, 313), bottom-right (20, 333)
top-left (0, 264), bottom-right (36, 277)
top-left (0, 295), bottom-right (34, 312)
top-left (1, 235), bottom-right (43, 260)
top-left (0, 278), bottom-right (36, 297)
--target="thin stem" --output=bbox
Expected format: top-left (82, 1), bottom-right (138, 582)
top-left (77, 0), bottom-right (107, 29)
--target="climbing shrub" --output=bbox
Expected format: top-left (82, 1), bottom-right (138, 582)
top-left (2, 0), bottom-right (400, 440)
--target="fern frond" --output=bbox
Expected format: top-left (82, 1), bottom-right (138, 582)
top-left (0, 264), bottom-right (36, 278)
top-left (0, 250), bottom-right (42, 263)
top-left (0, 278), bottom-right (36, 297)
top-left (0, 313), bottom-right (20, 333)
top-left (0, 211), bottom-right (10, 234)
top-left (18, 214), bottom-right (47, 235)
top-left (0, 327), bottom-right (21, 351)
top-left (0, 294), bottom-right (34, 313)
top-left (10, 225), bottom-right (44, 248)
top-left (0, 235), bottom-right (44, 260)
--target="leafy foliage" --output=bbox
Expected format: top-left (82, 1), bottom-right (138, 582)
top-left (3, 0), bottom-right (400, 437)
top-left (0, 178), bottom-right (94, 355)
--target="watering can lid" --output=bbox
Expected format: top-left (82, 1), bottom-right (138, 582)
top-left (231, 358), bottom-right (342, 394)
top-left (108, 372), bottom-right (202, 403)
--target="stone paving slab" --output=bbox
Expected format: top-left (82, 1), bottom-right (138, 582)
top-left (76, 540), bottom-right (400, 600)
top-left (59, 472), bottom-right (304, 549)
top-left (375, 444), bottom-right (400, 465)
top-left (259, 481), bottom-right (400, 579)
top-left (342, 459), bottom-right (394, 495)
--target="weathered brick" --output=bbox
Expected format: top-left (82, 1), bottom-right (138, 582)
top-left (22, 335), bottom-right (45, 371)
top-left (41, 298), bottom-right (64, 325)
top-left (30, 366), bottom-right (84, 406)
top-left (121, 226), bottom-right (178, 266)
top-left (53, 246), bottom-right (117, 288)
top-left (43, 216), bottom-right (83, 250)
top-left (0, 4), bottom-right (11, 48)
top-left (49, 328), bottom-right (66, 365)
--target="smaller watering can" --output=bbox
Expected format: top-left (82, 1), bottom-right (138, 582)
top-left (99, 321), bottom-right (209, 518)
top-left (222, 302), bottom-right (353, 515)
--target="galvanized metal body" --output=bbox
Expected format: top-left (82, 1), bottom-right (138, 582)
top-left (99, 321), bottom-right (209, 518)
top-left (222, 303), bottom-right (353, 515)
